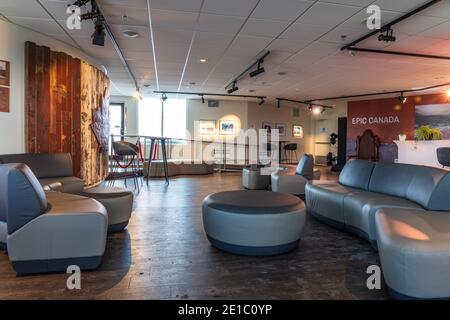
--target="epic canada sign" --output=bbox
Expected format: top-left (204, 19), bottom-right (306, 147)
top-left (351, 116), bottom-right (400, 125)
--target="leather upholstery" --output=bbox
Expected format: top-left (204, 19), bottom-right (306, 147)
top-left (295, 154), bottom-right (314, 180)
top-left (428, 174), bottom-right (450, 211)
top-left (242, 167), bottom-right (270, 190)
top-left (338, 159), bottom-right (375, 190)
top-left (376, 208), bottom-right (450, 299)
top-left (0, 164), bottom-right (48, 234)
top-left (39, 176), bottom-right (85, 193)
top-left (369, 162), bottom-right (417, 198)
top-left (0, 153), bottom-right (73, 178)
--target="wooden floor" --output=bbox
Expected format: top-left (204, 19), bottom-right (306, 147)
top-left (0, 168), bottom-right (389, 299)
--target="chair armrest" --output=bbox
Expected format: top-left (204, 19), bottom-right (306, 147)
top-left (271, 173), bottom-right (308, 195)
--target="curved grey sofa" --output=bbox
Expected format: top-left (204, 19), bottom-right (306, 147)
top-left (0, 163), bottom-right (107, 275)
top-left (0, 153), bottom-right (84, 193)
top-left (305, 159), bottom-right (450, 299)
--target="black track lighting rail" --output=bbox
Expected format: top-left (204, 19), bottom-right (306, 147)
top-left (306, 82), bottom-right (450, 103)
top-left (225, 51), bottom-right (271, 90)
top-left (341, 0), bottom-right (447, 60)
top-left (276, 98), bottom-right (334, 109)
top-left (341, 0), bottom-right (442, 51)
top-left (154, 91), bottom-right (267, 100)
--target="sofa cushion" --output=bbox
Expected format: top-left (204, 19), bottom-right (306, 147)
top-left (376, 208), bottom-right (450, 299)
top-left (306, 181), bottom-right (361, 225)
top-left (338, 159), bottom-right (375, 190)
top-left (0, 153), bottom-right (73, 179)
top-left (39, 176), bottom-right (85, 194)
top-left (427, 173), bottom-right (450, 212)
top-left (0, 164), bottom-right (48, 234)
top-left (405, 166), bottom-right (448, 209)
top-left (296, 154), bottom-right (314, 180)
top-left (369, 162), bottom-right (417, 198)
top-left (344, 192), bottom-right (423, 243)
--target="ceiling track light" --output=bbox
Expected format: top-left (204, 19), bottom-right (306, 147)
top-left (160, 93), bottom-right (168, 103)
top-left (258, 98), bottom-right (265, 106)
top-left (201, 95), bottom-right (205, 104)
top-left (71, 0), bottom-right (90, 7)
top-left (92, 18), bottom-right (105, 46)
top-left (277, 99), bottom-right (281, 109)
top-left (249, 59), bottom-right (265, 78)
top-left (378, 27), bottom-right (396, 43)
top-left (227, 81), bottom-right (239, 94)
top-left (398, 92), bottom-right (407, 104)
top-left (78, 11), bottom-right (101, 21)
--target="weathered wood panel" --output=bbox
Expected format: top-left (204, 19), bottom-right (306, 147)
top-left (24, 41), bottom-right (109, 186)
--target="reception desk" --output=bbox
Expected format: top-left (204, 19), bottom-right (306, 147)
top-left (394, 140), bottom-right (450, 169)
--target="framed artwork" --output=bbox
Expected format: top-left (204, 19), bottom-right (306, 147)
top-left (262, 122), bottom-right (272, 135)
top-left (199, 120), bottom-right (216, 135)
top-left (0, 60), bottom-right (10, 113)
top-left (0, 60), bottom-right (10, 86)
top-left (219, 120), bottom-right (236, 135)
top-left (276, 123), bottom-right (286, 136)
top-left (293, 125), bottom-right (304, 138)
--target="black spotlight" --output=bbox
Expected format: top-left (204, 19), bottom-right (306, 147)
top-left (398, 92), bottom-right (407, 104)
top-left (227, 81), bottom-right (238, 94)
top-left (71, 0), bottom-right (90, 7)
top-left (277, 99), bottom-right (281, 109)
top-left (249, 59), bottom-right (265, 78)
top-left (78, 11), bottom-right (101, 21)
top-left (201, 95), bottom-right (205, 104)
top-left (308, 104), bottom-right (313, 112)
top-left (92, 19), bottom-right (105, 46)
top-left (258, 98), bottom-right (265, 106)
top-left (160, 93), bottom-right (168, 103)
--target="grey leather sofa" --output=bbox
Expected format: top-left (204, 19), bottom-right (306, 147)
top-left (0, 153), bottom-right (84, 193)
top-left (305, 159), bottom-right (450, 299)
top-left (0, 163), bottom-right (108, 275)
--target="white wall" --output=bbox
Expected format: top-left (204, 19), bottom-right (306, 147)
top-left (247, 101), bottom-right (313, 158)
top-left (0, 19), bottom-right (98, 154)
top-left (186, 99), bottom-right (249, 141)
top-left (110, 96), bottom-right (139, 135)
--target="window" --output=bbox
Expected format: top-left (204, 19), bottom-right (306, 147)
top-left (138, 98), bottom-right (186, 139)
top-left (109, 103), bottom-right (124, 138)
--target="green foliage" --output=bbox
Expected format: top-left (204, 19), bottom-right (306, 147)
top-left (414, 125), bottom-right (443, 141)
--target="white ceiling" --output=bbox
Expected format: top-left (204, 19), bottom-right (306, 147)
top-left (1, 0), bottom-right (450, 103)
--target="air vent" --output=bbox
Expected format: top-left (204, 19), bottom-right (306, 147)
top-left (208, 100), bottom-right (219, 108)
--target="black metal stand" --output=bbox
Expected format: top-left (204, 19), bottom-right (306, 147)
top-left (146, 138), bottom-right (170, 185)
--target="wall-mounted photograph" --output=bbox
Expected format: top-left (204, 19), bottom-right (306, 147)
top-left (276, 123), bottom-right (286, 136)
top-left (293, 125), bottom-right (303, 138)
top-left (199, 120), bottom-right (216, 135)
top-left (0, 87), bottom-right (10, 113)
top-left (262, 122), bottom-right (272, 135)
top-left (416, 104), bottom-right (450, 139)
top-left (0, 60), bottom-right (10, 86)
top-left (219, 120), bottom-right (236, 135)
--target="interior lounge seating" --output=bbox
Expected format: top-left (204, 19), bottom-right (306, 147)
top-left (437, 147), bottom-right (450, 168)
top-left (0, 153), bottom-right (84, 193)
top-left (305, 159), bottom-right (450, 299)
top-left (242, 165), bottom-right (271, 190)
top-left (0, 163), bottom-right (108, 275)
top-left (271, 154), bottom-right (321, 196)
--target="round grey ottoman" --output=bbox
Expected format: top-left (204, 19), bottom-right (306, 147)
top-left (81, 187), bottom-right (133, 233)
top-left (202, 191), bottom-right (306, 256)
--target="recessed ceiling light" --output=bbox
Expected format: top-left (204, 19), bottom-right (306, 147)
top-left (123, 30), bottom-right (139, 38)
top-left (278, 71), bottom-right (287, 76)
top-left (144, 84), bottom-right (151, 87)
top-left (248, 89), bottom-right (255, 92)
top-left (189, 82), bottom-right (196, 85)
top-left (199, 58), bottom-right (208, 63)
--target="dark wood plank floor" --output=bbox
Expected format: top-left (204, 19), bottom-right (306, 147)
top-left (0, 169), bottom-right (389, 299)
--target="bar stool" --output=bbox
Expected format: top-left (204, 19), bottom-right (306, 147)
top-left (283, 143), bottom-right (298, 164)
top-left (437, 147), bottom-right (450, 168)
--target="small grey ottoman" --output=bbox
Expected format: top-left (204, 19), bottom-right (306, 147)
top-left (202, 191), bottom-right (306, 256)
top-left (81, 187), bottom-right (133, 233)
top-left (242, 167), bottom-right (270, 190)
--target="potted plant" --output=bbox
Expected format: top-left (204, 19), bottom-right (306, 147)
top-left (414, 125), bottom-right (443, 141)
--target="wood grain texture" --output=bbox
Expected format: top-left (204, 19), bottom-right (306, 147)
top-left (24, 41), bottom-right (109, 185)
top-left (0, 170), bottom-right (389, 300)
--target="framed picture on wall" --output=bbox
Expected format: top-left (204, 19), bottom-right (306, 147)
top-left (0, 60), bottom-right (10, 86)
top-left (293, 125), bottom-right (304, 138)
top-left (276, 123), bottom-right (286, 136)
top-left (0, 87), bottom-right (10, 113)
top-left (219, 120), bottom-right (236, 135)
top-left (262, 122), bottom-right (272, 135)
top-left (199, 120), bottom-right (216, 135)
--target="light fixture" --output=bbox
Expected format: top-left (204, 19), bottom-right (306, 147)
top-left (199, 58), bottom-right (208, 63)
top-left (123, 30), bottom-right (140, 38)
top-left (313, 106), bottom-right (323, 115)
top-left (92, 19), bottom-right (105, 46)
top-left (201, 95), bottom-right (205, 104)
top-left (160, 93), bottom-right (168, 103)
top-left (398, 92), bottom-right (407, 104)
top-left (71, 0), bottom-right (90, 7)
top-left (78, 11), bottom-right (101, 21)
top-left (227, 81), bottom-right (239, 94)
top-left (446, 88), bottom-right (450, 98)
top-left (249, 59), bottom-right (265, 78)
top-left (308, 104), bottom-right (313, 112)
top-left (133, 89), bottom-right (143, 100)
top-left (277, 100), bottom-right (281, 109)
top-left (258, 98), bottom-right (265, 106)
top-left (378, 27), bottom-right (396, 43)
